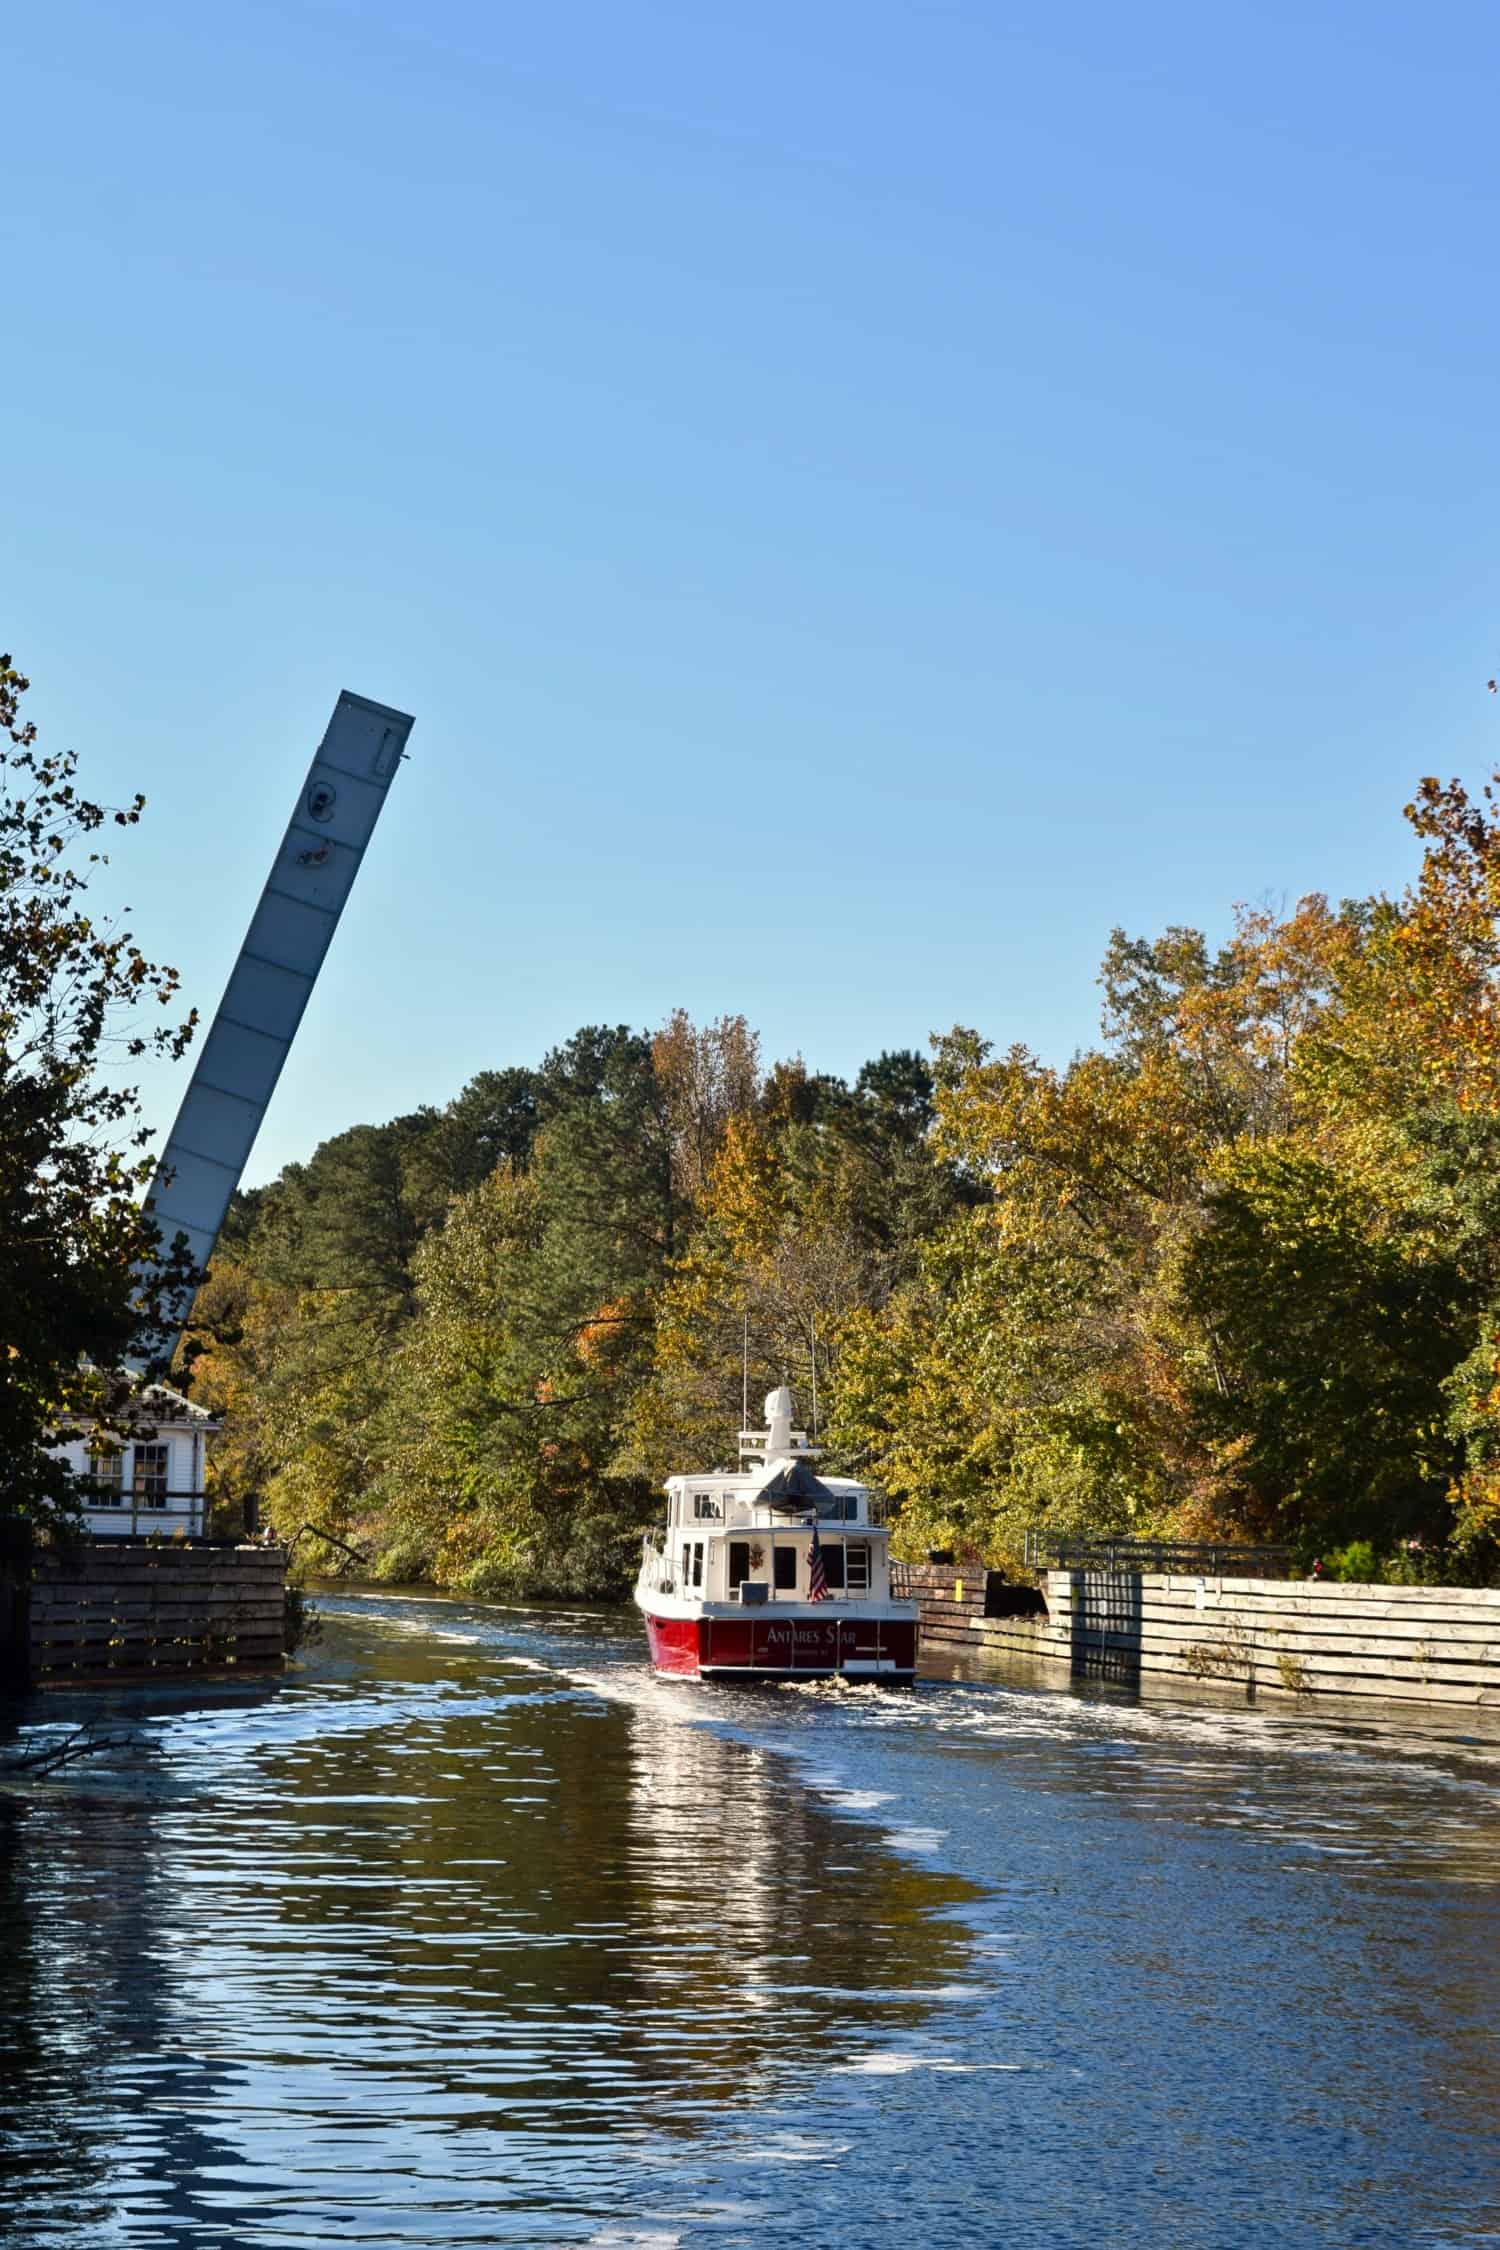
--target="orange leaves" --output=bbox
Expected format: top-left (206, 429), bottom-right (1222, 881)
top-left (651, 1008), bottom-right (761, 1203)
top-left (574, 1298), bottom-right (635, 1372)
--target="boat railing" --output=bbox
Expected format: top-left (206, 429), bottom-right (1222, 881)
top-left (637, 1534), bottom-right (676, 1596)
top-left (718, 1495), bottom-right (888, 1531)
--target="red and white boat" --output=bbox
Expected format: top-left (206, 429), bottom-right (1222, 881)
top-left (635, 1386), bottom-right (919, 1682)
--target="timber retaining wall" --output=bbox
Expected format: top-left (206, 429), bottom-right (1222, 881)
top-left (3, 1542), bottom-right (287, 1687)
top-left (895, 1563), bottom-right (1500, 1706)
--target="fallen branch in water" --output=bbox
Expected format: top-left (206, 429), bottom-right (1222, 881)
top-left (0, 1722), bottom-right (140, 1777)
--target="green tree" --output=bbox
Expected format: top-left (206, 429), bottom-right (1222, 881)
top-left (189, 1111), bottom-right (446, 1540)
top-left (193, 1022), bottom-right (687, 1588)
top-left (0, 657), bottom-right (196, 1554)
top-left (1180, 1144), bottom-right (1468, 1550)
top-left (366, 1032), bottom-right (684, 1597)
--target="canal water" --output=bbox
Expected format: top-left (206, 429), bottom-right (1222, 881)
top-left (3, 1594), bottom-right (1500, 2249)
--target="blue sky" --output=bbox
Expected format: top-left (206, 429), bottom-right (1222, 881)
top-left (6, 0), bottom-right (1498, 1184)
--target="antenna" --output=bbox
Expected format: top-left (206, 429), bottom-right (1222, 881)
top-left (810, 1323), bottom-right (819, 1441)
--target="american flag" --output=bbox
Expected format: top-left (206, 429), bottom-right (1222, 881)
top-left (807, 1520), bottom-right (829, 1602)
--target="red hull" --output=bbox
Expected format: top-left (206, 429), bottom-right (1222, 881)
top-left (643, 1609), bottom-right (917, 1680)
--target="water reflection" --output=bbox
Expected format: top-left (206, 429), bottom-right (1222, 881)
top-left (0, 1744), bottom-right (259, 2243)
top-left (0, 1612), bottom-right (982, 2247)
top-left (620, 1702), bottom-right (978, 2121)
top-left (3, 1599), bottom-right (1500, 2248)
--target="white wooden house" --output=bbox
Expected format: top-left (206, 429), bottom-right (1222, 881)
top-left (55, 1385), bottom-right (220, 1539)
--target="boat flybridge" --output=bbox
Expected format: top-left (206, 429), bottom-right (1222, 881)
top-left (634, 1386), bottom-right (919, 1682)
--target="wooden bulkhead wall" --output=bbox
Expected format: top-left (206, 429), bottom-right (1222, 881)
top-left (7, 1543), bottom-right (287, 1687)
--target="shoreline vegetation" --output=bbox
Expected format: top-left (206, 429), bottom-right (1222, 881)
top-left (187, 768), bottom-right (1500, 1600)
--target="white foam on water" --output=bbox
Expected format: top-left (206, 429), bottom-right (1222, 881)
top-left (825, 1672), bottom-right (1500, 1811)
top-left (754, 2132), bottom-right (853, 2163)
top-left (580, 2232), bottom-right (683, 2248)
top-left (881, 1825), bottom-right (947, 1853)
top-left (830, 2052), bottom-right (1025, 2076)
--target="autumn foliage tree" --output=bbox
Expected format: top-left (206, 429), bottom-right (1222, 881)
top-left (0, 657), bottom-right (196, 1555)
top-left (829, 771), bottom-right (1500, 1582)
top-left (189, 756), bottom-right (1500, 1594)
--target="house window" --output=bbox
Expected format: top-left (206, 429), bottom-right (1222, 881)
top-left (728, 1542), bottom-right (751, 1589)
top-left (845, 1542), bottom-right (871, 1593)
top-left (88, 1451), bottom-right (125, 1505)
top-left (773, 1545), bottom-right (798, 1592)
top-left (132, 1443), bottom-right (170, 1510)
top-left (821, 1541), bottom-right (846, 1591)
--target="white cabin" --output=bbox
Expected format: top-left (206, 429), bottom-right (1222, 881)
top-left (53, 1384), bottom-right (220, 1539)
top-left (635, 1385), bottom-right (917, 1679)
top-left (655, 1467), bottom-right (890, 1606)
top-left (642, 1385), bottom-right (893, 1608)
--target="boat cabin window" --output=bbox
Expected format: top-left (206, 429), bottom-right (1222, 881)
top-left (727, 1542), bottom-right (751, 1589)
top-left (845, 1542), bottom-right (871, 1593)
top-left (820, 1541), bottom-right (845, 1592)
top-left (773, 1545), bottom-right (798, 1593)
top-left (685, 1541), bottom-right (705, 1591)
top-left (692, 1492), bottom-right (721, 1521)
